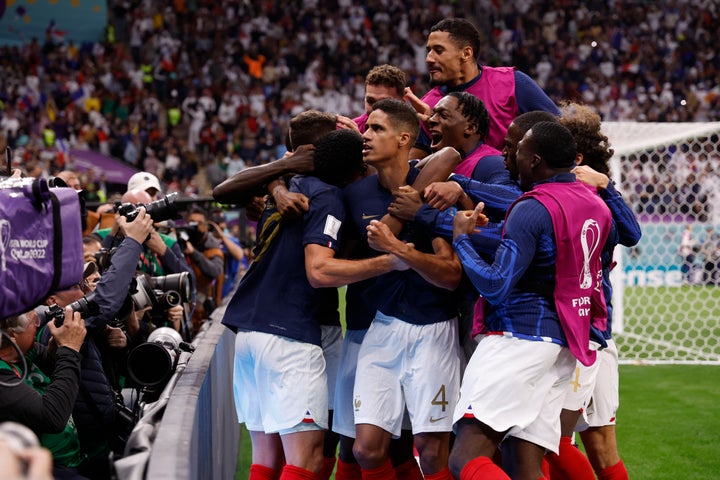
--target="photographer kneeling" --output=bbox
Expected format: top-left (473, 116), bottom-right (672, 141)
top-left (38, 207), bottom-right (155, 478)
top-left (0, 308), bottom-right (88, 479)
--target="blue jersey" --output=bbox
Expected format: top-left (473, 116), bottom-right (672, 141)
top-left (343, 167), bottom-right (458, 329)
top-left (222, 175), bottom-right (344, 346)
top-left (452, 175), bottom-right (576, 345)
top-left (414, 170), bottom-right (521, 261)
top-left (598, 181), bottom-right (642, 338)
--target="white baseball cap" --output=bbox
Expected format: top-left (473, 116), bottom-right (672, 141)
top-left (127, 172), bottom-right (162, 195)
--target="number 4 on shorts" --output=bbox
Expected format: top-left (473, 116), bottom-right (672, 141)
top-left (431, 384), bottom-right (448, 412)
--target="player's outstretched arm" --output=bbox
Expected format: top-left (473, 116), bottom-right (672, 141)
top-left (213, 146), bottom-right (315, 204)
top-left (304, 243), bottom-right (407, 288)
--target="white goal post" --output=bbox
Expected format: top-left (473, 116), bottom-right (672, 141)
top-left (602, 122), bottom-right (720, 365)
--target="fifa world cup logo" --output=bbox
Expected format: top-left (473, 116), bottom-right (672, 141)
top-left (0, 220), bottom-right (10, 272)
top-left (579, 219), bottom-right (601, 289)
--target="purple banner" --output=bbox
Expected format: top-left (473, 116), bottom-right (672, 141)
top-left (70, 149), bottom-right (139, 185)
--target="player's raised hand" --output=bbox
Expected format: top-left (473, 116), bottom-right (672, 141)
top-left (336, 115), bottom-right (361, 133)
top-left (404, 87), bottom-right (431, 124)
top-left (453, 202), bottom-right (488, 238)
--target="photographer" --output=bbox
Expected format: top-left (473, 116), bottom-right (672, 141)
top-left (38, 207), bottom-right (155, 478)
top-left (179, 207), bottom-right (224, 335)
top-left (0, 308), bottom-right (88, 479)
top-left (208, 211), bottom-right (247, 299)
top-left (98, 189), bottom-right (195, 289)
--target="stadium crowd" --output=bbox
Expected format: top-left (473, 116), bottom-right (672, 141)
top-left (1, 0), bottom-right (719, 209)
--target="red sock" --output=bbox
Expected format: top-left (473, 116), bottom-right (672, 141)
top-left (361, 458), bottom-right (397, 480)
top-left (424, 467), bottom-right (453, 480)
top-left (250, 464), bottom-right (280, 480)
top-left (546, 436), bottom-right (594, 480)
top-left (541, 457), bottom-right (551, 479)
top-left (318, 457), bottom-right (336, 480)
top-left (597, 460), bottom-right (629, 480)
top-left (460, 457), bottom-right (511, 480)
top-left (393, 459), bottom-right (423, 480)
top-left (336, 458), bottom-right (362, 480)
top-left (280, 464), bottom-right (318, 480)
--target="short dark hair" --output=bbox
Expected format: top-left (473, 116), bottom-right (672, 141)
top-left (288, 110), bottom-right (338, 151)
top-left (512, 111), bottom-right (560, 137)
top-left (365, 64), bottom-right (407, 97)
top-left (430, 18), bottom-right (482, 61)
top-left (313, 129), bottom-right (364, 187)
top-left (371, 99), bottom-right (419, 145)
top-left (188, 206), bottom-right (209, 219)
top-left (448, 92), bottom-right (490, 139)
top-left (525, 121), bottom-right (577, 169)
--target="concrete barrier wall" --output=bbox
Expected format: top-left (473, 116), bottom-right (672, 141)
top-left (144, 319), bottom-right (239, 480)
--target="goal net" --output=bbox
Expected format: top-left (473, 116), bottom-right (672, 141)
top-left (603, 121), bottom-right (720, 365)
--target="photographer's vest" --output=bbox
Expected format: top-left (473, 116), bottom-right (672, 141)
top-left (189, 247), bottom-right (224, 333)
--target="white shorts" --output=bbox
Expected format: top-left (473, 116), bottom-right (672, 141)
top-left (576, 339), bottom-right (620, 430)
top-left (233, 330), bottom-right (328, 434)
top-left (454, 334), bottom-right (576, 454)
top-left (562, 349), bottom-right (601, 411)
top-left (353, 312), bottom-right (461, 437)
top-left (332, 328), bottom-right (367, 438)
top-left (322, 325), bottom-right (343, 411)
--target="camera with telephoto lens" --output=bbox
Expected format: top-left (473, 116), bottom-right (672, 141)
top-left (114, 192), bottom-right (180, 223)
top-left (130, 272), bottom-right (193, 322)
top-left (37, 291), bottom-right (100, 327)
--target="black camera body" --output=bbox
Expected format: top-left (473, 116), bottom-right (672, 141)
top-left (175, 222), bottom-right (202, 250)
top-left (114, 192), bottom-right (180, 223)
top-left (40, 291), bottom-right (100, 327)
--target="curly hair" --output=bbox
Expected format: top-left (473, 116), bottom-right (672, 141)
top-left (365, 64), bottom-right (407, 98)
top-left (448, 91), bottom-right (490, 139)
top-left (313, 129), bottom-right (364, 187)
top-left (559, 102), bottom-right (613, 176)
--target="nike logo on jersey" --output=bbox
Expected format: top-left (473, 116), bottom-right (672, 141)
top-left (361, 214), bottom-right (380, 220)
top-left (429, 415), bottom-right (447, 423)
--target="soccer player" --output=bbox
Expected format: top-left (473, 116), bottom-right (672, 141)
top-left (340, 99), bottom-right (462, 480)
top-left (407, 18), bottom-right (559, 157)
top-left (220, 128), bottom-right (407, 480)
top-left (349, 64), bottom-right (408, 133)
top-left (449, 122), bottom-right (612, 480)
top-left (385, 92), bottom-right (521, 364)
top-left (545, 102), bottom-right (641, 480)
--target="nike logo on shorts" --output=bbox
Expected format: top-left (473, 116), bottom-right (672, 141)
top-left (361, 214), bottom-right (380, 220)
top-left (429, 416), bottom-right (448, 423)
